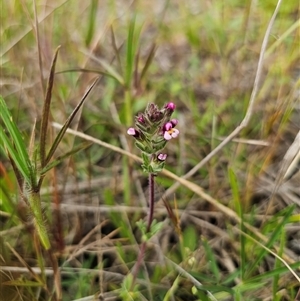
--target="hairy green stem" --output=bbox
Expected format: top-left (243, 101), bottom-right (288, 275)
top-left (29, 192), bottom-right (50, 250)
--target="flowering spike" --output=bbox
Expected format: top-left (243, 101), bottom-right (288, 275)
top-left (127, 102), bottom-right (179, 173)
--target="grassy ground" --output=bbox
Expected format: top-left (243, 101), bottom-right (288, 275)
top-left (1, 0), bottom-right (299, 300)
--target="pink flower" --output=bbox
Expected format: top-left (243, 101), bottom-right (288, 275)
top-left (164, 128), bottom-right (179, 140)
top-left (157, 153), bottom-right (167, 161)
top-left (163, 122), bottom-right (179, 140)
top-left (127, 128), bottom-right (139, 137)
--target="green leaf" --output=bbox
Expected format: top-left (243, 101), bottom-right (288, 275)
top-left (0, 130), bottom-right (30, 184)
top-left (0, 97), bottom-right (32, 184)
top-left (125, 16), bottom-right (137, 88)
top-left (183, 226), bottom-right (198, 251)
top-left (85, 0), bottom-right (98, 46)
top-left (202, 237), bottom-right (221, 283)
top-left (228, 167), bottom-right (246, 279)
top-left (136, 141), bottom-right (146, 152)
top-left (3, 279), bottom-right (43, 287)
top-left (150, 220), bottom-right (164, 236)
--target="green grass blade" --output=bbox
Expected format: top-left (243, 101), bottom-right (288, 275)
top-left (57, 68), bottom-right (124, 83)
top-left (228, 168), bottom-right (246, 279)
top-left (272, 229), bottom-right (286, 299)
top-left (202, 237), bottom-right (221, 283)
top-left (0, 97), bottom-right (30, 169)
top-left (246, 204), bottom-right (295, 278)
top-left (85, 0), bottom-right (98, 46)
top-left (0, 97), bottom-right (32, 184)
top-left (125, 15), bottom-right (136, 89)
top-left (0, 130), bottom-right (30, 184)
top-left (3, 279), bottom-right (43, 287)
top-left (40, 46), bottom-right (60, 168)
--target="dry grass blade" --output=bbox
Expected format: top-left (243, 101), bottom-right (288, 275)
top-left (283, 131), bottom-right (300, 180)
top-left (264, 130), bottom-right (300, 217)
top-left (39, 46), bottom-right (61, 168)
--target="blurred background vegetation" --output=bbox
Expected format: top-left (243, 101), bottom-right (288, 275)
top-left (0, 0), bottom-right (299, 300)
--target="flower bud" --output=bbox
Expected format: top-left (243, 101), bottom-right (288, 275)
top-left (165, 102), bottom-right (176, 111)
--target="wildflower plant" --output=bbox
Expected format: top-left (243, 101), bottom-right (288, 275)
top-left (126, 102), bottom-right (179, 289)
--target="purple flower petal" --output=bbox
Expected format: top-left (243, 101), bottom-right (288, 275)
top-left (164, 122), bottom-right (173, 131)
